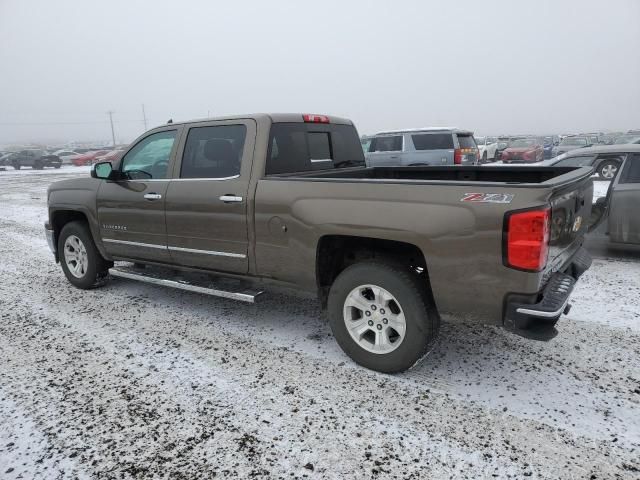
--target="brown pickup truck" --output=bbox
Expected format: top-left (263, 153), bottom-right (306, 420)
top-left (45, 113), bottom-right (593, 372)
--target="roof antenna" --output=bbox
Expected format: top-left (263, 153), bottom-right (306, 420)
top-left (167, 118), bottom-right (173, 124)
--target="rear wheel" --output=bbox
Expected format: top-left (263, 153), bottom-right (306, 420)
top-left (598, 161), bottom-right (619, 180)
top-left (58, 221), bottom-right (109, 289)
top-left (12, 161), bottom-right (20, 170)
top-left (33, 160), bottom-right (43, 170)
top-left (327, 262), bottom-right (439, 373)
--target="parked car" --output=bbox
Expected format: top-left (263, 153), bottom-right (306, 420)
top-left (93, 149), bottom-right (124, 164)
top-left (494, 137), bottom-right (513, 160)
top-left (70, 150), bottom-right (110, 166)
top-left (589, 145), bottom-right (640, 245)
top-left (9, 149), bottom-right (61, 169)
top-left (500, 138), bottom-right (545, 163)
top-left (52, 149), bottom-right (82, 164)
top-left (45, 113), bottom-right (594, 373)
top-left (542, 136), bottom-right (559, 159)
top-left (551, 136), bottom-right (593, 157)
top-left (0, 152), bottom-right (16, 166)
top-left (612, 134), bottom-right (640, 145)
top-left (475, 136), bottom-right (499, 163)
top-left (541, 144), bottom-right (637, 179)
top-left (365, 127), bottom-right (479, 167)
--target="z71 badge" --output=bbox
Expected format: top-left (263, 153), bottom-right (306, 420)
top-left (460, 193), bottom-right (514, 204)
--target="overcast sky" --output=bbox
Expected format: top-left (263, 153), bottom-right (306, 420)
top-left (1, 0), bottom-right (639, 145)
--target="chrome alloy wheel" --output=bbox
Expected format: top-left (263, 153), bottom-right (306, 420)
top-left (64, 235), bottom-right (89, 278)
top-left (343, 284), bottom-right (406, 354)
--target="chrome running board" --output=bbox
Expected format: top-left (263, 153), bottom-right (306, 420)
top-left (109, 263), bottom-right (263, 303)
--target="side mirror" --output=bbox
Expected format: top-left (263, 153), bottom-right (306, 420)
top-left (91, 161), bottom-right (114, 179)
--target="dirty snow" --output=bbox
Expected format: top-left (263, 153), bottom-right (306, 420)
top-left (0, 169), bottom-right (639, 479)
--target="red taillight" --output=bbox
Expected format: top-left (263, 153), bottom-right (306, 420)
top-left (454, 148), bottom-right (462, 164)
top-left (303, 114), bottom-right (330, 123)
top-left (505, 208), bottom-right (550, 271)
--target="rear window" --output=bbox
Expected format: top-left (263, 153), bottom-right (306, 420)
top-left (411, 133), bottom-right (454, 150)
top-left (369, 136), bottom-right (403, 152)
top-left (265, 123), bottom-right (364, 175)
top-left (456, 135), bottom-right (477, 148)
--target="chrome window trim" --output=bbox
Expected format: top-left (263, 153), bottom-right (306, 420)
top-left (117, 175), bottom-right (241, 182)
top-left (168, 245), bottom-right (246, 258)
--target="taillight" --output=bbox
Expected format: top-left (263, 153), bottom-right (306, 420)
top-left (504, 207), bottom-right (550, 271)
top-left (303, 114), bottom-right (330, 123)
top-left (454, 149), bottom-right (462, 164)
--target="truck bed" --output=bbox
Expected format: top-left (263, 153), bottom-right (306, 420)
top-left (273, 165), bottom-right (592, 186)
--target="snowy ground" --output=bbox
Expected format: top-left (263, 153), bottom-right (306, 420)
top-left (0, 168), bottom-right (638, 479)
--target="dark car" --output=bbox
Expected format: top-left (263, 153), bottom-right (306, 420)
top-left (501, 138), bottom-right (545, 163)
top-left (541, 144), bottom-right (637, 179)
top-left (10, 149), bottom-right (62, 170)
top-left (542, 136), bottom-right (559, 159)
top-left (551, 135), bottom-right (594, 158)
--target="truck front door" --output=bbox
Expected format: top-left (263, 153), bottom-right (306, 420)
top-left (96, 127), bottom-right (180, 262)
top-left (164, 119), bottom-right (256, 273)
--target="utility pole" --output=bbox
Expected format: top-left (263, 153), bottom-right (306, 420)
top-left (107, 111), bottom-right (116, 147)
top-left (142, 104), bottom-right (148, 131)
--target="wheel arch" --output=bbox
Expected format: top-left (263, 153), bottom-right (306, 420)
top-left (50, 208), bottom-right (109, 261)
top-left (315, 235), bottom-right (436, 310)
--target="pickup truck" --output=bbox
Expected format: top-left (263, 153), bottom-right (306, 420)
top-left (45, 113), bottom-right (593, 373)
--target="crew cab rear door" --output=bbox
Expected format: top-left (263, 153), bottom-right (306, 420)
top-left (164, 119), bottom-right (256, 273)
top-left (96, 127), bottom-right (181, 262)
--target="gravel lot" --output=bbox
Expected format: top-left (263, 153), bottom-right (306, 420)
top-left (1, 167), bottom-right (639, 479)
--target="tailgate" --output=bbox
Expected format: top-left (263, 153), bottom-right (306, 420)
top-left (544, 174), bottom-right (594, 278)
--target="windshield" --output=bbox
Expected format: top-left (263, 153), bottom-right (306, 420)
top-left (560, 137), bottom-right (587, 146)
top-left (510, 139), bottom-right (537, 147)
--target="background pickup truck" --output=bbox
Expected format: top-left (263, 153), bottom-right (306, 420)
top-left (45, 113), bottom-right (593, 373)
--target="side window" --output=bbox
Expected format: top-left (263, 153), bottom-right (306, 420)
top-left (412, 133), bottom-right (454, 150)
top-left (456, 135), bottom-right (477, 149)
top-left (121, 130), bottom-right (177, 179)
top-left (369, 136), bottom-right (403, 152)
top-left (180, 125), bottom-right (246, 179)
top-left (620, 154), bottom-right (640, 184)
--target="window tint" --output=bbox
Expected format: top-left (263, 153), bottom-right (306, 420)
top-left (180, 125), bottom-right (246, 179)
top-left (121, 130), bottom-right (176, 179)
top-left (554, 156), bottom-right (594, 167)
top-left (456, 135), bottom-right (477, 148)
top-left (620, 154), bottom-right (640, 183)
top-left (266, 123), bottom-right (364, 175)
top-left (411, 133), bottom-right (454, 150)
top-left (370, 136), bottom-right (402, 152)
top-left (308, 132), bottom-right (332, 163)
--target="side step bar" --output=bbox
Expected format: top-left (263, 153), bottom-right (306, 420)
top-left (109, 263), bottom-right (263, 303)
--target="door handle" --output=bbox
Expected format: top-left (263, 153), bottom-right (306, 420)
top-left (390, 156), bottom-right (398, 159)
top-left (143, 193), bottom-right (162, 201)
top-left (219, 195), bottom-right (243, 203)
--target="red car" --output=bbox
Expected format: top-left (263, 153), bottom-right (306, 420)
top-left (501, 138), bottom-right (544, 163)
top-left (92, 149), bottom-right (123, 164)
top-left (70, 150), bottom-right (110, 166)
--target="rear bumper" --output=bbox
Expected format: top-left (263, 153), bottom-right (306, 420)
top-left (504, 247), bottom-right (592, 331)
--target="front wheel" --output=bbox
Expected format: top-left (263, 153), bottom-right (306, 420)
top-left (327, 262), bottom-right (439, 373)
top-left (598, 161), bottom-right (619, 180)
top-left (58, 221), bottom-right (109, 289)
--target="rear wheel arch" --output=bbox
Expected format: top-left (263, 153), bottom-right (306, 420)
top-left (315, 235), bottom-right (436, 310)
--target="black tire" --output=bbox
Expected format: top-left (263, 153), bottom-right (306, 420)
top-left (327, 262), bottom-right (440, 373)
top-left (58, 221), bottom-right (109, 289)
top-left (33, 160), bottom-right (43, 170)
top-left (54, 164), bottom-right (61, 169)
top-left (597, 160), bottom-right (619, 180)
top-left (482, 151), bottom-right (487, 163)
top-left (12, 162), bottom-right (20, 170)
